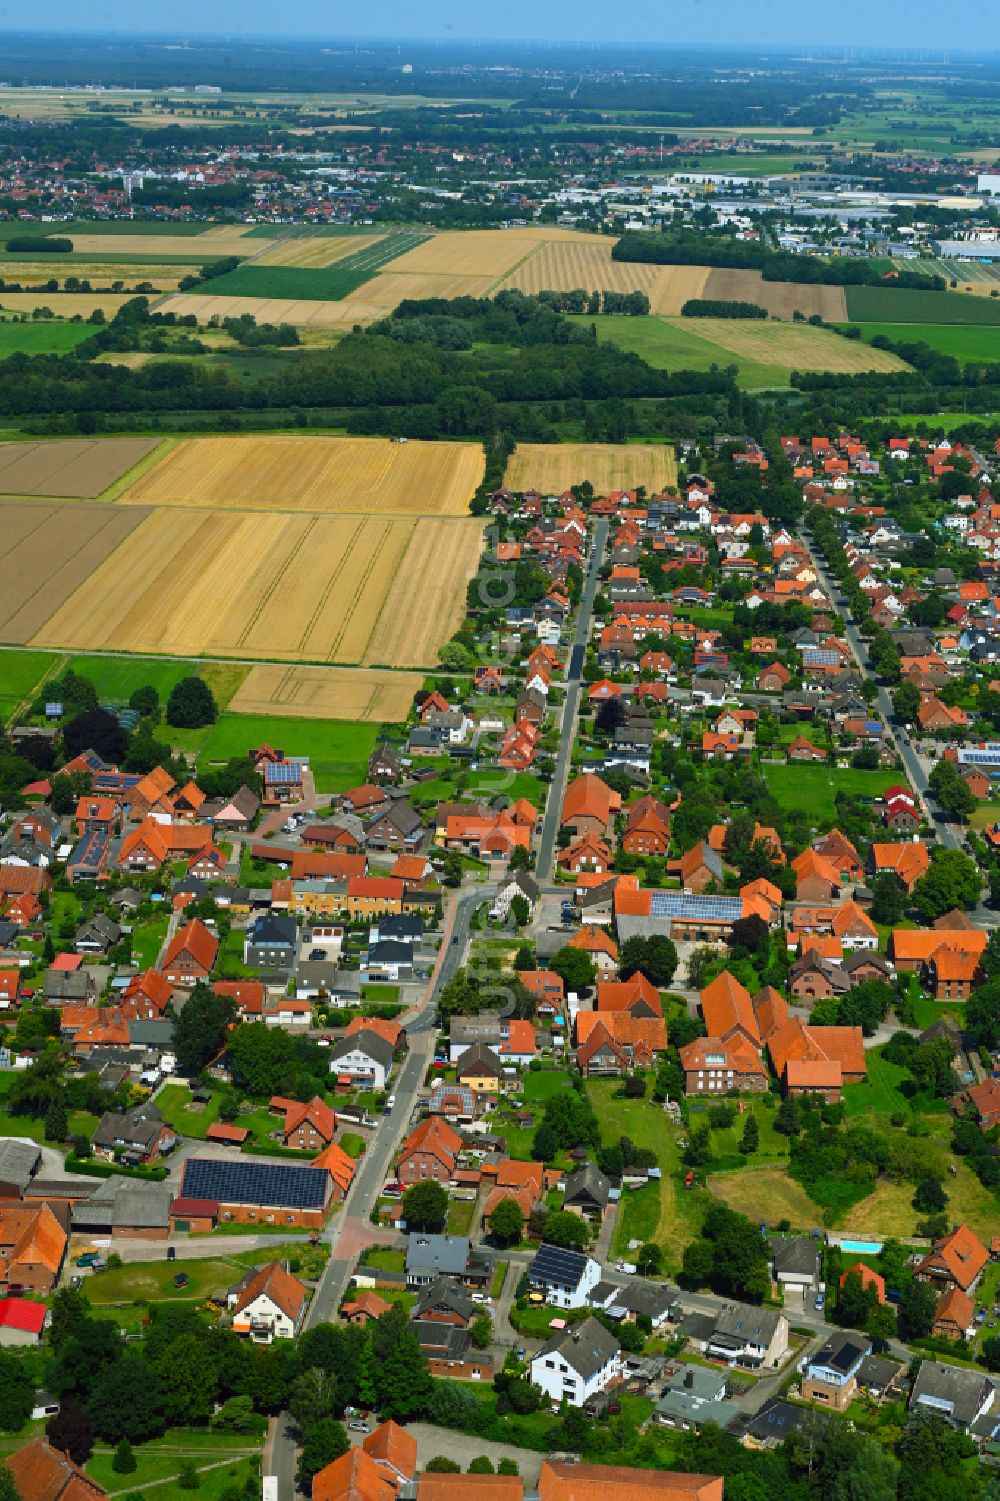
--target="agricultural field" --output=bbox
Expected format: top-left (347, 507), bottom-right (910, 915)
top-left (198, 231), bottom-right (428, 301)
top-left (0, 501), bottom-right (148, 644)
top-left (0, 291), bottom-right (136, 319)
top-left (67, 230), bottom-right (254, 258)
top-left (387, 229), bottom-right (543, 279)
top-left (0, 321), bottom-right (97, 356)
top-left (344, 270), bottom-right (497, 311)
top-left (0, 647), bottom-right (56, 722)
top-left (252, 233), bottom-right (385, 268)
top-left (0, 436), bottom-right (160, 497)
top-left (500, 238), bottom-right (663, 296)
top-left (703, 268), bottom-right (849, 321)
top-left (845, 284), bottom-right (1000, 324)
top-left (673, 318), bottom-right (909, 373)
top-left (196, 713), bottom-right (378, 790)
top-left (648, 265), bottom-right (713, 315)
top-left (123, 435), bottom-right (484, 515)
top-left (158, 291), bottom-right (384, 327)
top-left (505, 442), bottom-right (677, 494)
top-left (32, 509), bottom-right (484, 669)
top-left (846, 320), bottom-right (1000, 363)
top-left (230, 664), bottom-right (421, 722)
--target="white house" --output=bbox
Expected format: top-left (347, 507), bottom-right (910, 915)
top-left (528, 1243), bottom-right (602, 1309)
top-left (227, 1262), bottom-right (307, 1343)
top-left (490, 870), bottom-right (540, 923)
top-left (693, 1301), bottom-right (789, 1370)
top-left (530, 1317), bottom-right (621, 1407)
top-left (326, 1029), bottom-right (394, 1090)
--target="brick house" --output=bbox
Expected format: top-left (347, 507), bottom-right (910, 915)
top-left (159, 919), bottom-right (218, 987)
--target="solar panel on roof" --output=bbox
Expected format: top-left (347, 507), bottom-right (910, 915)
top-left (531, 1242), bottom-right (588, 1284)
top-left (182, 1156), bottom-right (327, 1210)
top-left (958, 747), bottom-right (1000, 766)
top-left (264, 761), bottom-right (307, 784)
top-left (649, 892), bottom-right (743, 923)
top-left (801, 650), bottom-right (840, 666)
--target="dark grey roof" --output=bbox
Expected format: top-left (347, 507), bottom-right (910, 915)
top-left (181, 1156), bottom-right (329, 1211)
top-left (328, 1029), bottom-right (395, 1068)
top-left (809, 1330), bottom-right (870, 1375)
top-left (713, 1300), bottom-right (782, 1344)
top-left (367, 940), bottom-right (413, 964)
top-left (535, 1316), bottom-right (619, 1380)
top-left (605, 1280), bottom-right (679, 1320)
top-left (770, 1235), bottom-right (821, 1278)
top-left (405, 1235), bottom-right (470, 1277)
top-left (564, 1162), bottom-right (611, 1209)
top-left (910, 1360), bottom-right (997, 1428)
top-left (413, 1275), bottom-right (477, 1322)
top-left (0, 1139), bottom-right (41, 1190)
top-left (529, 1242), bottom-right (592, 1289)
top-left (743, 1397), bottom-right (810, 1443)
top-left (455, 1042), bottom-right (505, 1077)
top-left (858, 1354), bottom-right (903, 1391)
top-left (247, 912), bottom-right (298, 946)
top-left (93, 1103), bottom-right (165, 1151)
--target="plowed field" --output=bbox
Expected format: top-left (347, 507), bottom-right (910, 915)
top-left (0, 438), bottom-right (160, 497)
top-left (505, 443), bottom-right (677, 495)
top-left (702, 268), bottom-right (849, 321)
top-left (124, 435), bottom-right (484, 516)
top-left (0, 499), bottom-right (148, 643)
top-left (230, 664), bottom-right (421, 722)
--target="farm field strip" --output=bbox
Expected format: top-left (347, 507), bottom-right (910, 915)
top-left (0, 437), bottom-right (161, 498)
top-left (385, 230), bottom-right (542, 279)
top-left (363, 517), bottom-right (485, 669)
top-left (648, 265), bottom-right (712, 315)
top-left (505, 442), bottom-right (677, 494)
top-left (230, 664), bottom-right (421, 722)
top-left (845, 320), bottom-right (1000, 363)
top-left (251, 233), bottom-right (385, 268)
top-left (31, 507), bottom-right (483, 669)
top-left (0, 291), bottom-right (137, 318)
top-left (157, 291), bottom-right (385, 326)
top-left (845, 283), bottom-right (1000, 324)
top-left (345, 270), bottom-right (497, 309)
top-left (196, 231), bottom-right (429, 302)
top-left (703, 267), bottom-right (849, 321)
top-left (0, 500), bottom-right (149, 644)
top-left (123, 435), bottom-right (484, 516)
top-left (67, 232), bottom-right (255, 258)
top-left (666, 317), bottom-right (909, 372)
top-left (499, 239), bottom-right (664, 295)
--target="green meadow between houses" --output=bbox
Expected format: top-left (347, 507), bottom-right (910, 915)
top-left (761, 763), bottom-right (903, 826)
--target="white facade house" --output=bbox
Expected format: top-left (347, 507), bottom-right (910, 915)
top-left (227, 1263), bottom-right (307, 1344)
top-left (528, 1244), bottom-right (602, 1309)
top-left (530, 1318), bottom-right (621, 1407)
top-left (690, 1301), bottom-right (789, 1370)
top-left (326, 1031), bottom-right (393, 1090)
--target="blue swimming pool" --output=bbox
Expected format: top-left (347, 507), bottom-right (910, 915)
top-left (839, 1238), bottom-right (883, 1255)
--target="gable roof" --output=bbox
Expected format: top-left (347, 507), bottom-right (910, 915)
top-left (7, 1441), bottom-right (107, 1501)
top-left (916, 1223), bottom-right (989, 1291)
top-left (160, 918), bottom-right (218, 974)
top-left (700, 970), bottom-right (759, 1047)
top-left (538, 1463), bottom-right (723, 1501)
top-left (231, 1260), bottom-right (306, 1321)
top-left (362, 1421), bottom-right (417, 1481)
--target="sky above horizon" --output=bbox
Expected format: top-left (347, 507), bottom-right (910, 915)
top-left (3, 2), bottom-right (996, 52)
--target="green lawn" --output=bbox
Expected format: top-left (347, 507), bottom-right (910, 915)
top-left (0, 648), bottom-right (59, 705)
top-left (67, 654), bottom-right (195, 704)
top-left (842, 1046), bottom-right (914, 1119)
top-left (362, 1246), bottom-right (406, 1272)
top-left (201, 232), bottom-right (428, 302)
top-left (85, 1257), bottom-right (243, 1306)
top-left (157, 1082), bottom-right (222, 1140)
top-left (567, 313), bottom-right (793, 390)
top-left (87, 1434), bottom-right (261, 1501)
top-left (845, 285), bottom-right (1000, 325)
top-left (195, 713), bottom-right (377, 793)
top-left (0, 321), bottom-right (97, 355)
top-left (843, 321), bottom-right (1000, 364)
top-left (762, 763), bottom-right (903, 827)
top-left (130, 912), bottom-right (170, 969)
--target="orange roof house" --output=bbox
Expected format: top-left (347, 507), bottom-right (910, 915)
top-left (7, 1439), bottom-right (107, 1501)
top-left (538, 1461), bottom-right (723, 1501)
top-left (700, 970), bottom-right (760, 1048)
top-left (311, 1141), bottom-right (356, 1199)
top-left (915, 1223), bottom-right (989, 1294)
top-left (230, 1260), bottom-right (307, 1334)
top-left (312, 1447), bottom-right (398, 1501)
top-left (567, 925), bottom-right (619, 969)
top-left (0, 1202), bottom-right (66, 1292)
top-left (575, 1011), bottom-right (667, 1062)
top-left (871, 841), bottom-right (929, 891)
top-left (159, 918), bottom-right (218, 986)
top-left (363, 1421), bottom-right (418, 1486)
top-left (791, 848), bottom-right (842, 901)
top-left (933, 1286), bottom-right (975, 1341)
top-left (840, 1262), bottom-right (885, 1303)
top-left (596, 972), bottom-right (662, 1017)
top-left (767, 1018), bottom-right (866, 1098)
top-left (888, 927), bottom-right (987, 969)
top-left (283, 1096), bottom-right (337, 1147)
top-left (813, 829), bottom-right (864, 881)
top-left (561, 774), bottom-right (622, 836)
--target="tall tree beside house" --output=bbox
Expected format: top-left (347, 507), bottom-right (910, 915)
top-left (228, 1022), bottom-right (297, 1097)
top-left (541, 1210), bottom-right (589, 1251)
top-left (509, 893), bottom-right (530, 929)
top-left (738, 1113), bottom-right (759, 1156)
top-left (173, 984), bottom-right (237, 1077)
top-left (870, 872), bottom-right (907, 926)
top-left (166, 676), bottom-right (218, 729)
top-left (63, 706), bottom-right (128, 763)
top-left (0, 1351), bottom-right (33, 1433)
top-left (295, 1420), bottom-right (348, 1491)
top-left (490, 1198), bottom-right (524, 1246)
top-left (549, 945), bottom-right (596, 992)
top-left (46, 1404), bottom-right (93, 1465)
top-left (377, 1324), bottom-right (432, 1421)
top-left (618, 934), bottom-right (678, 986)
top-left (44, 1095), bottom-right (68, 1143)
top-left (402, 1179), bottom-right (448, 1231)
top-left (913, 849), bottom-right (981, 921)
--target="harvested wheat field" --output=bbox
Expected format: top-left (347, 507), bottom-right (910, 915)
top-left (680, 318), bottom-right (908, 373)
top-left (67, 232), bottom-right (252, 258)
top-left (0, 438), bottom-right (160, 498)
top-left (230, 664), bottom-right (421, 722)
top-left (0, 499), bottom-right (148, 643)
top-left (506, 443), bottom-right (677, 495)
top-left (386, 230), bottom-right (540, 280)
top-left (158, 291), bottom-right (384, 327)
top-left (648, 265), bottom-right (712, 316)
top-left (252, 234), bottom-right (384, 268)
top-left (501, 239), bottom-right (662, 296)
top-left (0, 262), bottom-right (186, 290)
top-left (0, 292), bottom-right (136, 319)
top-left (125, 435), bottom-right (484, 517)
top-left (34, 507), bottom-right (481, 668)
top-left (703, 268), bottom-right (849, 321)
top-left (364, 517), bottom-right (485, 669)
top-left (351, 271), bottom-right (497, 310)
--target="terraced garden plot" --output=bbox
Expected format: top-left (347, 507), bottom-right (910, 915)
top-left (123, 435), bottom-right (484, 516)
top-left (230, 664), bottom-right (421, 722)
top-left (0, 500), bottom-right (148, 644)
top-left (0, 437), bottom-right (160, 497)
top-left (505, 442), bottom-right (677, 494)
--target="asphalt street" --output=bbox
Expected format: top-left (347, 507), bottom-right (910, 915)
top-left (536, 516), bottom-right (609, 879)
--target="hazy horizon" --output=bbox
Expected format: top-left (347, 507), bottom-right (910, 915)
top-left (0, 4), bottom-right (993, 54)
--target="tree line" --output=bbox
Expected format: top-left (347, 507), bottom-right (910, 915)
top-left (613, 232), bottom-right (946, 290)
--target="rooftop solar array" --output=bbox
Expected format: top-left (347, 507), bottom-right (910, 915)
top-left (530, 1242), bottom-right (589, 1284)
top-left (801, 650), bottom-right (841, 666)
top-left (263, 760), bottom-right (307, 784)
top-left (958, 746), bottom-right (1000, 766)
top-left (182, 1155), bottom-right (328, 1209)
top-left (649, 891), bottom-right (743, 922)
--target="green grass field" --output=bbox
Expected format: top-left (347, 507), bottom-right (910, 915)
top-left (194, 713), bottom-right (377, 791)
top-left (87, 1435), bottom-right (261, 1501)
top-left (0, 648), bottom-right (57, 707)
top-left (762, 763), bottom-right (903, 826)
top-left (202, 231), bottom-right (428, 302)
top-left (844, 320), bottom-right (1000, 363)
top-left (67, 654), bottom-right (196, 704)
top-left (845, 285), bottom-right (1000, 325)
top-left (567, 313), bottom-right (793, 389)
top-left (0, 321), bottom-right (97, 354)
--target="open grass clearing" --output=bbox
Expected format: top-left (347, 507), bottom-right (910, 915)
top-left (568, 313), bottom-right (793, 389)
top-left (762, 763), bottom-right (904, 827)
top-left (844, 320), bottom-right (1000, 363)
top-left (837, 1163), bottom-right (1000, 1240)
top-left (707, 1165), bottom-right (821, 1229)
top-left (506, 441), bottom-right (676, 494)
top-left (0, 647), bottom-right (59, 705)
top-left (196, 713), bottom-right (378, 792)
top-left (0, 320), bottom-right (96, 355)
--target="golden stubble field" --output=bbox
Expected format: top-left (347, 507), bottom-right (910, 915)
top-left (158, 291), bottom-right (386, 326)
top-left (703, 268), bottom-right (849, 321)
top-left (682, 318), bottom-right (908, 372)
top-left (251, 234), bottom-right (385, 269)
top-left (230, 664), bottom-right (422, 722)
top-left (122, 435), bottom-right (485, 516)
top-left (505, 442), bottom-right (678, 494)
top-left (32, 508), bottom-right (484, 668)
